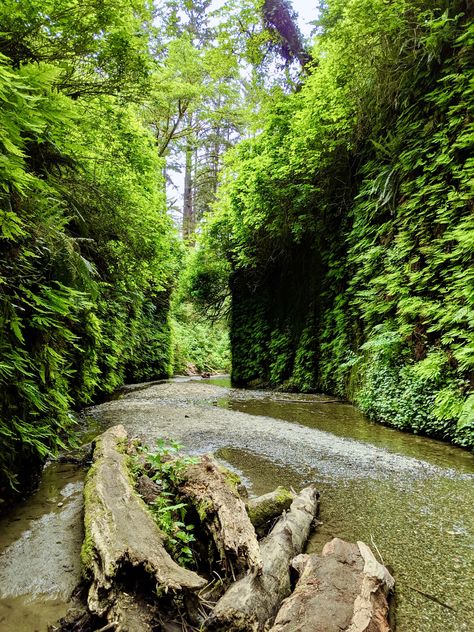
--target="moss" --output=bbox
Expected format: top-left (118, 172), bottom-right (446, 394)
top-left (197, 498), bottom-right (213, 522)
top-left (247, 486), bottom-right (293, 527)
top-left (79, 434), bottom-right (117, 579)
top-left (275, 487), bottom-right (293, 505)
top-left (80, 457), bottom-right (100, 578)
top-left (81, 489), bottom-right (98, 578)
top-left (116, 437), bottom-right (128, 454)
top-left (217, 464), bottom-right (242, 495)
top-left (80, 528), bottom-right (94, 579)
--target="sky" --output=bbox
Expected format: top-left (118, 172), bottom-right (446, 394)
top-left (291, 0), bottom-right (320, 38)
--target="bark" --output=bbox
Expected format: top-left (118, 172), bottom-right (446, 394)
top-left (263, 0), bottom-right (311, 66)
top-left (82, 425), bottom-right (206, 621)
top-left (135, 473), bottom-right (162, 504)
top-left (246, 487), bottom-right (293, 531)
top-left (106, 593), bottom-right (157, 632)
top-left (270, 538), bottom-right (394, 632)
top-left (205, 485), bottom-right (319, 631)
top-left (182, 121), bottom-right (195, 241)
top-left (179, 455), bottom-right (262, 577)
top-left (347, 541), bottom-right (394, 632)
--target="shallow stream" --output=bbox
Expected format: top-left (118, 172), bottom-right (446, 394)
top-left (1, 377), bottom-right (473, 631)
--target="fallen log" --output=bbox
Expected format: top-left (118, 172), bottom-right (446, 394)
top-left (270, 538), bottom-right (394, 632)
top-left (246, 487), bottom-right (293, 531)
top-left (205, 485), bottom-right (319, 631)
top-left (179, 455), bottom-right (262, 577)
top-left (106, 592), bottom-right (157, 632)
top-left (82, 425), bottom-right (206, 621)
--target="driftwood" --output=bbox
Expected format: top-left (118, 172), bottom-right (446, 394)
top-left (62, 425), bottom-right (394, 632)
top-left (82, 425), bottom-right (206, 623)
top-left (205, 485), bottom-right (320, 631)
top-left (247, 487), bottom-right (293, 530)
top-left (179, 455), bottom-right (262, 577)
top-left (270, 538), bottom-right (394, 632)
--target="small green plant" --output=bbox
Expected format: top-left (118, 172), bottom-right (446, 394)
top-left (145, 439), bottom-right (199, 567)
top-left (150, 494), bottom-right (196, 566)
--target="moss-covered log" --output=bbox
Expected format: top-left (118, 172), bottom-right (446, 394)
top-left (205, 485), bottom-right (319, 631)
top-left (179, 455), bottom-right (262, 577)
top-left (246, 486), bottom-right (293, 531)
top-left (82, 425), bottom-right (206, 623)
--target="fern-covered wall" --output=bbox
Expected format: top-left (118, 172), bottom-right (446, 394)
top-left (208, 0), bottom-right (473, 447)
top-left (0, 1), bottom-right (177, 503)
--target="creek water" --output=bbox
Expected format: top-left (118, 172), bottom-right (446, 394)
top-left (0, 464), bottom-right (84, 631)
top-left (0, 377), bottom-right (472, 631)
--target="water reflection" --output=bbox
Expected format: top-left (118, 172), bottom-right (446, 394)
top-left (223, 393), bottom-right (474, 474)
top-left (0, 464), bottom-right (84, 632)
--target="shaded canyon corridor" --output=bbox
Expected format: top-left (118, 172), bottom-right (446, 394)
top-left (0, 0), bottom-right (473, 630)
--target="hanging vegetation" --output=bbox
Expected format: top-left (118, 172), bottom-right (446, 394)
top-left (0, 0), bottom-right (178, 501)
top-left (199, 0), bottom-right (474, 447)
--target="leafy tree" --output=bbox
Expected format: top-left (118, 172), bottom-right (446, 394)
top-left (152, 0), bottom-right (248, 240)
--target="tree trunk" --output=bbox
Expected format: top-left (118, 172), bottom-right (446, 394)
top-left (246, 487), bottom-right (293, 532)
top-left (182, 120), bottom-right (195, 241)
top-left (205, 485), bottom-right (319, 631)
top-left (179, 455), bottom-right (262, 578)
top-left (82, 425), bottom-right (206, 622)
top-left (263, 0), bottom-right (311, 66)
top-left (212, 134), bottom-right (220, 195)
top-left (270, 538), bottom-right (394, 632)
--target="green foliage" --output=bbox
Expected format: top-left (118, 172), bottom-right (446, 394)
top-left (0, 0), bottom-right (178, 501)
top-left (205, 0), bottom-right (474, 447)
top-left (171, 308), bottom-right (231, 375)
top-left (2, 0), bottom-right (473, 509)
top-left (171, 247), bottom-right (231, 375)
top-left (288, 316), bottom-right (319, 392)
top-left (269, 328), bottom-right (293, 384)
top-left (179, 246), bottom-right (231, 316)
top-left (144, 440), bottom-right (198, 567)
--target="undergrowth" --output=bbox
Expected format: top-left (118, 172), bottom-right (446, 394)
top-left (134, 440), bottom-right (199, 567)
